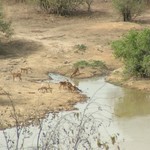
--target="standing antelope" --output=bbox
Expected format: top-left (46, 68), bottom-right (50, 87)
top-left (71, 67), bottom-right (80, 78)
top-left (38, 84), bottom-right (53, 93)
top-left (11, 71), bottom-right (22, 81)
top-left (20, 67), bottom-right (32, 74)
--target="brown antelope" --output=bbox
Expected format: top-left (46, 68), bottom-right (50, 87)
top-left (66, 82), bottom-right (73, 89)
top-left (59, 81), bottom-right (81, 93)
top-left (67, 84), bottom-right (76, 92)
top-left (11, 71), bottom-right (22, 81)
top-left (68, 84), bottom-right (81, 93)
top-left (59, 81), bottom-right (68, 90)
top-left (20, 67), bottom-right (32, 74)
top-left (38, 84), bottom-right (52, 93)
top-left (59, 81), bottom-right (72, 89)
top-left (71, 67), bottom-right (80, 78)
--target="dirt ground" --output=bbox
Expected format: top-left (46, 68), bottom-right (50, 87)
top-left (0, 1), bottom-right (150, 128)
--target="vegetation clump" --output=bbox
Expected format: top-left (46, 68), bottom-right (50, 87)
top-left (74, 44), bottom-right (87, 53)
top-left (74, 60), bottom-right (107, 69)
top-left (112, 0), bottom-right (145, 21)
top-left (112, 28), bottom-right (150, 78)
top-left (38, 0), bottom-right (93, 15)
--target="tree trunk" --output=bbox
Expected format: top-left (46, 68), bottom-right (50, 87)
top-left (123, 8), bottom-right (132, 22)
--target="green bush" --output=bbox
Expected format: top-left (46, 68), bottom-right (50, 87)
top-left (90, 60), bottom-right (106, 68)
top-left (37, 0), bottom-right (94, 15)
top-left (112, 28), bottom-right (150, 78)
top-left (38, 0), bottom-right (84, 15)
top-left (112, 0), bottom-right (145, 21)
top-left (74, 60), bottom-right (106, 69)
top-left (74, 60), bottom-right (89, 68)
top-left (74, 44), bottom-right (87, 53)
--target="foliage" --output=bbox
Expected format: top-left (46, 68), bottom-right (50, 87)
top-left (112, 0), bottom-right (145, 21)
top-left (74, 60), bottom-right (89, 68)
top-left (90, 60), bottom-right (106, 68)
top-left (15, 0), bottom-right (93, 14)
top-left (74, 44), bottom-right (87, 53)
top-left (37, 0), bottom-right (94, 15)
top-left (0, 3), bottom-right (12, 38)
top-left (38, 0), bottom-right (84, 15)
top-left (112, 28), bottom-right (150, 78)
top-left (74, 60), bottom-right (107, 69)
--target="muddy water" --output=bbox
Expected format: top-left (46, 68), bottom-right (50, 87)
top-left (76, 77), bottom-right (150, 150)
top-left (0, 75), bottom-right (150, 150)
top-left (114, 88), bottom-right (150, 150)
top-left (49, 74), bottom-right (150, 149)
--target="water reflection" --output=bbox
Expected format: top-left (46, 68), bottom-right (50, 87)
top-left (115, 88), bottom-right (150, 117)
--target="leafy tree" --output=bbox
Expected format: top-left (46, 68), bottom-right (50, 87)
top-left (112, 28), bottom-right (150, 78)
top-left (112, 0), bottom-right (145, 21)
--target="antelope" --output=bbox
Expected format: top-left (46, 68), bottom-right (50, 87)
top-left (20, 67), bottom-right (32, 74)
top-left (67, 84), bottom-right (76, 92)
top-left (59, 81), bottom-right (72, 89)
top-left (38, 84), bottom-right (52, 93)
top-left (59, 81), bottom-right (81, 93)
top-left (11, 71), bottom-right (22, 81)
top-left (59, 81), bottom-right (68, 90)
top-left (66, 82), bottom-right (73, 89)
top-left (68, 84), bottom-right (82, 93)
top-left (71, 67), bottom-right (80, 78)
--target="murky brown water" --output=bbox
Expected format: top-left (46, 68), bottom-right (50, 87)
top-left (115, 88), bottom-right (150, 117)
top-left (118, 116), bottom-right (150, 150)
top-left (114, 89), bottom-right (150, 150)
top-left (47, 74), bottom-right (150, 150)
top-left (76, 76), bottom-right (150, 150)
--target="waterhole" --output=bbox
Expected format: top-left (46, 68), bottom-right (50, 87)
top-left (0, 73), bottom-right (150, 150)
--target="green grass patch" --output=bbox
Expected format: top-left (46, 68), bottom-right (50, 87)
top-left (74, 60), bottom-right (89, 68)
top-left (90, 60), bottom-right (106, 68)
top-left (74, 44), bottom-right (87, 53)
top-left (74, 60), bottom-right (107, 69)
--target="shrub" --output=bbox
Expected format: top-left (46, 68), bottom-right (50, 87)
top-left (112, 28), bottom-right (150, 78)
top-left (37, 0), bottom-right (94, 15)
top-left (74, 60), bottom-right (107, 69)
top-left (38, 0), bottom-right (84, 15)
top-left (74, 44), bottom-right (87, 53)
top-left (112, 0), bottom-right (145, 21)
top-left (74, 60), bottom-right (89, 68)
top-left (90, 60), bottom-right (106, 68)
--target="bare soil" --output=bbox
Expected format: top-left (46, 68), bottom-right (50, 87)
top-left (0, 1), bottom-right (150, 128)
